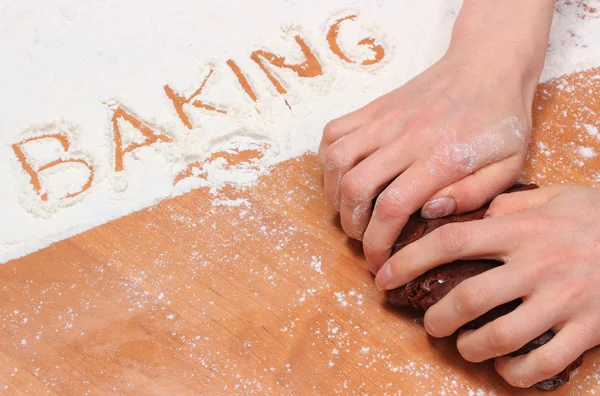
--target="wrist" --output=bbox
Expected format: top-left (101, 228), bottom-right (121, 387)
top-left (445, 36), bottom-right (541, 102)
top-left (448, 0), bottom-right (554, 98)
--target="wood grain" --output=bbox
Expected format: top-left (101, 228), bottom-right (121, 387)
top-left (1, 68), bottom-right (599, 395)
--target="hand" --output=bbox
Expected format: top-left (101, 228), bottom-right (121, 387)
top-left (375, 184), bottom-right (600, 387)
top-left (318, 0), bottom-right (553, 273)
top-left (319, 52), bottom-right (532, 272)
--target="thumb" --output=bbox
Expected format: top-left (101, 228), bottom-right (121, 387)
top-left (421, 158), bottom-right (521, 219)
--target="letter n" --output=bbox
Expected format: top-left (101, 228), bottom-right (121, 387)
top-left (251, 35), bottom-right (323, 95)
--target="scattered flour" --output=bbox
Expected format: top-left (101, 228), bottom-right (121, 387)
top-left (212, 198), bottom-right (252, 208)
top-left (1, 0), bottom-right (600, 263)
top-left (310, 256), bottom-right (325, 274)
top-left (334, 289), bottom-right (365, 308)
top-left (585, 123), bottom-right (600, 138)
top-left (579, 146), bottom-right (597, 158)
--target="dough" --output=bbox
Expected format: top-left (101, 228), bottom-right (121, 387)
top-left (384, 184), bottom-right (583, 391)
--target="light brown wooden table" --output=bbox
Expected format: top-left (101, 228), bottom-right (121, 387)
top-left (1, 69), bottom-right (599, 395)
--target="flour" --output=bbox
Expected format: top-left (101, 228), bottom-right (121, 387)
top-left (1, 0), bottom-right (600, 263)
top-left (579, 147), bottom-right (597, 158)
top-left (310, 256), bottom-right (325, 274)
top-left (585, 123), bottom-right (600, 138)
top-left (427, 117), bottom-right (525, 177)
top-left (543, 0), bottom-right (600, 82)
top-left (212, 198), bottom-right (252, 208)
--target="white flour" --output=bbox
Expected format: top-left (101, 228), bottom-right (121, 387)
top-left (1, 0), bottom-right (600, 263)
top-left (579, 147), bottom-right (597, 158)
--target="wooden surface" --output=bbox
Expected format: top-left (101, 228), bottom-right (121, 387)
top-left (1, 68), bottom-right (600, 395)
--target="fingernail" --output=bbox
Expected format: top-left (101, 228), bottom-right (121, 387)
top-left (375, 264), bottom-right (392, 290)
top-left (421, 197), bottom-right (457, 219)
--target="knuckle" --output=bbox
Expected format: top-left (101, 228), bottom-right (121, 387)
top-left (515, 213), bottom-right (551, 236)
top-left (322, 119), bottom-right (343, 144)
top-left (324, 144), bottom-right (349, 169)
top-left (435, 224), bottom-right (470, 255)
top-left (362, 239), bottom-right (387, 259)
top-left (454, 281), bottom-right (487, 317)
top-left (489, 321), bottom-right (518, 354)
top-left (424, 155), bottom-right (454, 179)
top-left (375, 189), bottom-right (411, 221)
top-left (485, 201), bottom-right (509, 219)
top-left (488, 193), bottom-right (510, 214)
top-left (378, 110), bottom-right (404, 131)
top-left (340, 173), bottom-right (369, 203)
top-left (430, 146), bottom-right (476, 176)
top-left (536, 248), bottom-right (569, 275)
top-left (452, 153), bottom-right (476, 173)
top-left (392, 248), bottom-right (419, 279)
top-left (556, 280), bottom-right (587, 305)
top-left (579, 318), bottom-right (600, 345)
top-left (534, 348), bottom-right (566, 378)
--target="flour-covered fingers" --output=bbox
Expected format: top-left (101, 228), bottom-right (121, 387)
top-left (364, 161), bottom-right (457, 272)
top-left (338, 141), bottom-right (415, 243)
top-left (322, 128), bottom-right (382, 210)
top-left (318, 94), bottom-right (391, 163)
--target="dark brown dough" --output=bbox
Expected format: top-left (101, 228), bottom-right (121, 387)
top-left (383, 184), bottom-right (584, 391)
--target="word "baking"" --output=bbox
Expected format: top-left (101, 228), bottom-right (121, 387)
top-left (11, 14), bottom-right (386, 203)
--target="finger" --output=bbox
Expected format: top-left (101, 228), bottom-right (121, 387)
top-left (375, 215), bottom-right (520, 290)
top-left (364, 160), bottom-right (459, 271)
top-left (318, 95), bottom-right (390, 163)
top-left (322, 128), bottom-right (382, 210)
top-left (456, 294), bottom-right (563, 362)
top-left (485, 184), bottom-right (569, 218)
top-left (421, 156), bottom-right (522, 219)
top-left (423, 263), bottom-right (531, 338)
top-left (494, 322), bottom-right (592, 388)
top-left (338, 141), bottom-right (416, 242)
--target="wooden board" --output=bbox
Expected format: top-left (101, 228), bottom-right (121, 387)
top-left (1, 68), bottom-right (599, 395)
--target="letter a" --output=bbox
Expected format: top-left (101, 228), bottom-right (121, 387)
top-left (111, 106), bottom-right (173, 172)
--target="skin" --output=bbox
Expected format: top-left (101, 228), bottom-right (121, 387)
top-left (375, 184), bottom-right (600, 388)
top-left (319, 0), bottom-right (554, 272)
top-left (319, 0), bottom-right (600, 388)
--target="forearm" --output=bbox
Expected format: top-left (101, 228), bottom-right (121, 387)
top-left (449, 0), bottom-right (555, 94)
